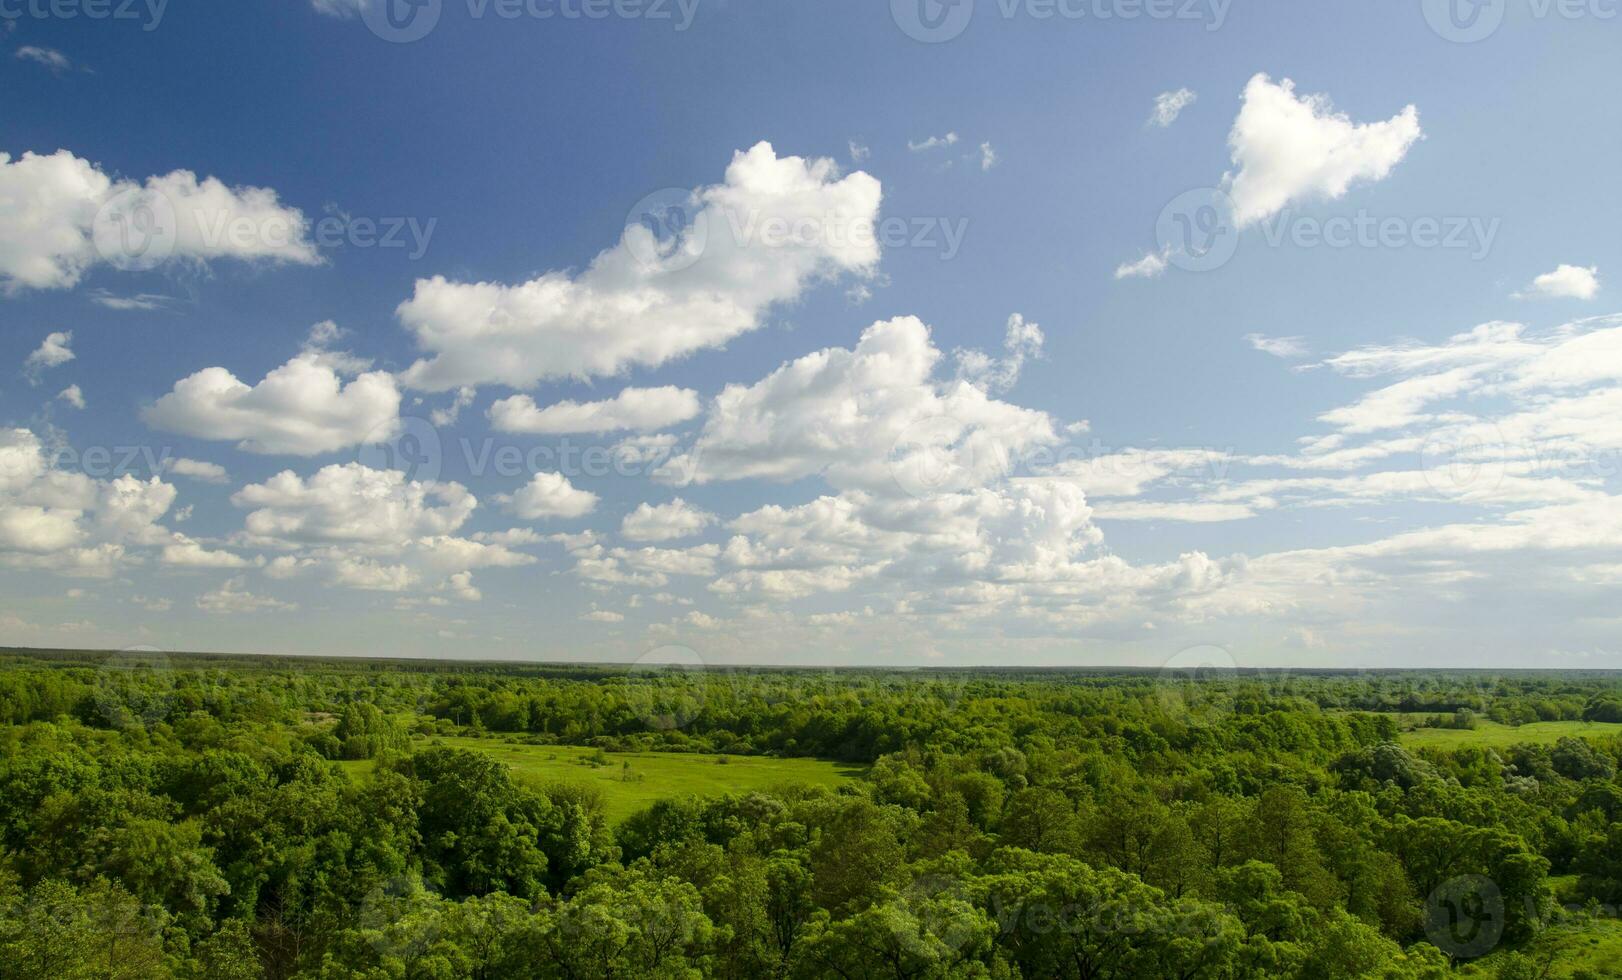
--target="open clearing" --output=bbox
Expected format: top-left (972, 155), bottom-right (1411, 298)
top-left (341, 737), bottom-right (864, 823)
top-left (1394, 718), bottom-right (1622, 750)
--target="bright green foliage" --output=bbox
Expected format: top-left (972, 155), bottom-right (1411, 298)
top-left (0, 651), bottom-right (1619, 978)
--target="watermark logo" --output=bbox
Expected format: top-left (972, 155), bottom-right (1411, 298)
top-left (1423, 0), bottom-right (1507, 41)
top-left (93, 645), bottom-right (174, 730)
top-left (364, 0), bottom-right (443, 42)
top-left (894, 873), bottom-right (981, 954)
top-left (1156, 644), bottom-right (1237, 727)
top-left (1425, 875), bottom-right (1504, 958)
top-left (92, 187), bottom-right (178, 271)
top-left (892, 0), bottom-right (976, 42)
top-left (360, 416), bottom-right (444, 483)
top-left (623, 188), bottom-right (709, 273)
top-left (891, 416), bottom-right (1007, 498)
top-left (359, 875), bottom-right (444, 960)
top-left (1155, 188), bottom-right (1239, 273)
top-left (1421, 422), bottom-right (1508, 497)
top-left (623, 644), bottom-right (709, 731)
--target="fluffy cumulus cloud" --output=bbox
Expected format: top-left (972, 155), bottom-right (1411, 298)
top-left (231, 463), bottom-right (536, 599)
top-left (0, 428), bottom-right (178, 576)
top-left (661, 316), bottom-right (1058, 492)
top-left (620, 498), bottom-right (715, 542)
top-left (1519, 264), bottom-right (1600, 301)
top-left (0, 149), bottom-right (318, 293)
top-left (394, 142), bottom-right (881, 391)
top-left (488, 386), bottom-right (701, 434)
top-left (233, 464), bottom-right (475, 546)
top-left (1224, 74), bottom-right (1422, 228)
top-left (501, 472), bottom-right (599, 521)
top-left (144, 346), bottom-right (400, 455)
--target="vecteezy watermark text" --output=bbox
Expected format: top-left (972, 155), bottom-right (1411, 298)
top-left (1257, 209), bottom-right (1500, 260)
top-left (891, 0), bottom-right (1230, 43)
top-left (362, 0), bottom-right (700, 42)
top-left (0, 0), bottom-right (166, 31)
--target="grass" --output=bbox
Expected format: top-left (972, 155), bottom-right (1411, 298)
top-left (1462, 918), bottom-right (1622, 978)
top-left (1394, 718), bottom-right (1622, 750)
top-left (339, 736), bottom-right (864, 823)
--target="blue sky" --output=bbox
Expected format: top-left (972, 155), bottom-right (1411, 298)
top-left (2, 0), bottom-right (1620, 667)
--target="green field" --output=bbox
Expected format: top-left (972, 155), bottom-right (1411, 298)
top-left (1464, 918), bottom-right (1622, 979)
top-left (341, 737), bottom-right (865, 823)
top-left (1395, 718), bottom-right (1622, 750)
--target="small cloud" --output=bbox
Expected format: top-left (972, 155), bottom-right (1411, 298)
top-left (1114, 249), bottom-right (1169, 280)
top-left (56, 384), bottom-right (85, 409)
top-left (24, 331), bottom-right (74, 381)
top-left (1149, 88), bottom-right (1197, 128)
top-left (848, 140), bottom-right (870, 163)
top-left (310, 0), bottom-right (368, 16)
top-left (978, 141), bottom-right (999, 171)
top-left (165, 457), bottom-right (230, 484)
top-left (1516, 264), bottom-right (1600, 301)
top-left (15, 46), bottom-right (74, 73)
top-left (1245, 333), bottom-right (1309, 359)
top-left (88, 290), bottom-right (176, 311)
top-left (908, 131), bottom-right (959, 153)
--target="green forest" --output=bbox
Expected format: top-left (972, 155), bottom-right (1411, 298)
top-left (3, 648), bottom-right (1622, 979)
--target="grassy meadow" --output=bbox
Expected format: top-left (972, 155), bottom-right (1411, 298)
top-left (1393, 717), bottom-right (1622, 750)
top-left (341, 735), bottom-right (865, 823)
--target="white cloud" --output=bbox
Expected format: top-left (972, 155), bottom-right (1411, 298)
top-left (1518, 264), bottom-right (1600, 301)
top-left (1224, 74), bottom-right (1422, 228)
top-left (908, 132), bottom-right (959, 152)
top-left (955, 314), bottom-right (1043, 393)
top-left (394, 142), bottom-right (880, 391)
top-left (430, 386), bottom-right (476, 426)
top-left (161, 534), bottom-right (251, 569)
top-left (229, 463), bottom-right (535, 599)
top-left (488, 386), bottom-right (701, 435)
top-left (15, 46), bottom-right (73, 72)
top-left (583, 608), bottom-right (624, 623)
top-left (848, 140), bottom-right (870, 163)
top-left (1149, 88), bottom-right (1196, 128)
top-left (165, 458), bottom-right (229, 484)
top-left (1245, 333), bottom-right (1309, 359)
top-left (661, 316), bottom-right (1059, 493)
top-left (197, 577), bottom-right (296, 613)
top-left (24, 331), bottom-right (74, 378)
top-left (233, 463), bottom-right (476, 546)
top-left (310, 0), bottom-right (369, 15)
top-left (978, 142), bottom-right (999, 171)
top-left (56, 385), bottom-right (85, 409)
top-left (0, 428), bottom-right (175, 576)
top-left (88, 290), bottom-right (174, 311)
top-left (1114, 249), bottom-right (1168, 280)
top-left (145, 350), bottom-right (400, 455)
top-left (621, 498), bottom-right (716, 542)
top-left (501, 472), bottom-right (598, 521)
top-left (0, 149), bottom-right (318, 292)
